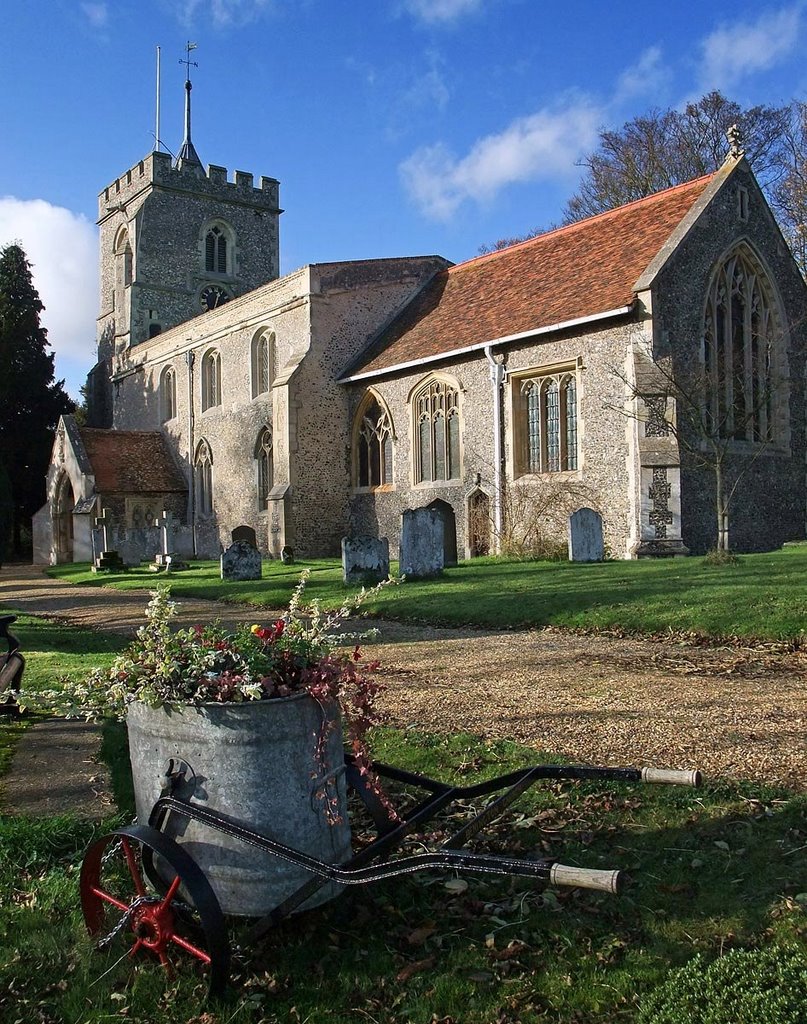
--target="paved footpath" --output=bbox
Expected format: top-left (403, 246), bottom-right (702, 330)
top-left (0, 562), bottom-right (271, 636)
top-left (1, 563), bottom-right (805, 818)
top-left (0, 563), bottom-right (277, 819)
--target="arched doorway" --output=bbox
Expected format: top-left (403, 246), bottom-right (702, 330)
top-left (466, 489), bottom-right (491, 557)
top-left (54, 473), bottom-right (75, 563)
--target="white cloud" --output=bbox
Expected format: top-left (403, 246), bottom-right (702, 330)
top-left (614, 47), bottom-right (671, 106)
top-left (406, 66), bottom-right (450, 112)
top-left (165, 0), bottom-right (274, 27)
top-left (0, 198), bottom-right (98, 399)
top-left (699, 4), bottom-right (803, 90)
top-left (81, 2), bottom-right (108, 28)
top-left (403, 0), bottom-right (484, 25)
top-left (400, 99), bottom-right (602, 220)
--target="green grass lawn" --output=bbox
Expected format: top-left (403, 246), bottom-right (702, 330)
top-left (1, 588), bottom-right (804, 1022)
top-left (0, 609), bottom-right (126, 784)
top-left (49, 544), bottom-right (807, 640)
top-left (0, 723), bottom-right (804, 1024)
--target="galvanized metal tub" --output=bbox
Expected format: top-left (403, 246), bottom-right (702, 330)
top-left (127, 695), bottom-right (352, 916)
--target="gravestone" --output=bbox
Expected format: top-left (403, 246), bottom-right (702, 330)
top-left (399, 508), bottom-right (444, 578)
top-left (341, 536), bottom-right (390, 585)
top-left (568, 507), bottom-right (605, 563)
top-left (150, 510), bottom-right (188, 572)
top-left (281, 546), bottom-right (294, 564)
top-left (220, 540), bottom-right (262, 581)
top-left (154, 510), bottom-right (174, 568)
top-left (426, 499), bottom-right (458, 567)
top-left (232, 524), bottom-right (258, 547)
top-left (92, 509), bottom-right (125, 572)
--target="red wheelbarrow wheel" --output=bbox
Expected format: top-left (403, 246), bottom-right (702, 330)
top-left (80, 824), bottom-right (230, 997)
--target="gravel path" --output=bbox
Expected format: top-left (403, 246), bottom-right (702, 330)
top-left (1, 564), bottom-right (805, 804)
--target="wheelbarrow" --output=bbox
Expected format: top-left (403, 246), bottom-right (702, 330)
top-left (0, 614), bottom-right (25, 714)
top-left (80, 750), bottom-right (701, 997)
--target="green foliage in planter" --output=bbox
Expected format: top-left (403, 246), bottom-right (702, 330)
top-left (637, 944), bottom-right (807, 1024)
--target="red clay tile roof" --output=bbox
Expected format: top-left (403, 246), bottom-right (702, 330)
top-left (349, 173), bottom-right (717, 377)
top-left (79, 429), bottom-right (187, 494)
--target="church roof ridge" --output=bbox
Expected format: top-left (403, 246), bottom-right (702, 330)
top-left (308, 255), bottom-right (449, 270)
top-left (449, 171), bottom-right (719, 276)
top-left (347, 170), bottom-right (720, 378)
top-left (78, 426), bottom-right (187, 494)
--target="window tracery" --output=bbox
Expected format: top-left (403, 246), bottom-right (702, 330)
top-left (256, 427), bottom-right (273, 510)
top-left (251, 330), bottom-right (274, 399)
top-left (205, 226), bottom-right (228, 274)
top-left (412, 377), bottom-right (461, 484)
top-left (160, 365), bottom-right (176, 422)
top-left (201, 350), bottom-right (222, 411)
top-left (354, 394), bottom-right (393, 488)
top-left (515, 368), bottom-right (578, 475)
top-left (702, 248), bottom-right (779, 442)
top-left (194, 439), bottom-right (213, 515)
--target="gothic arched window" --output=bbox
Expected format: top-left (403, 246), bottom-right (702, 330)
top-left (702, 247), bottom-right (780, 442)
top-left (114, 226), bottom-right (133, 288)
top-left (354, 393), bottom-right (394, 488)
top-left (194, 439), bottom-right (213, 516)
top-left (515, 368), bottom-right (578, 475)
top-left (201, 349), bottom-right (222, 411)
top-left (160, 365), bottom-right (176, 423)
top-left (205, 226), bottom-right (228, 274)
top-left (256, 427), bottom-right (273, 510)
top-left (412, 376), bottom-right (461, 484)
top-left (251, 329), bottom-right (274, 399)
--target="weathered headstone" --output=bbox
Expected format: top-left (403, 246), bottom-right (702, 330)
top-left (399, 508), bottom-right (444, 578)
top-left (568, 507), bottom-right (605, 563)
top-left (220, 540), bottom-right (262, 581)
top-left (341, 536), bottom-right (390, 584)
top-left (232, 524), bottom-right (258, 547)
top-left (427, 499), bottom-right (458, 567)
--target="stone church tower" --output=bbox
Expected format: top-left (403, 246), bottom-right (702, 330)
top-left (87, 70), bottom-right (281, 425)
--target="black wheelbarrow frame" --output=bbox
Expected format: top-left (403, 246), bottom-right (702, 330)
top-left (0, 614), bottom-right (25, 714)
top-left (80, 750), bottom-right (701, 997)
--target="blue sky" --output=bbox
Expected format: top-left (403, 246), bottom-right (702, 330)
top-left (2, 0), bottom-right (806, 399)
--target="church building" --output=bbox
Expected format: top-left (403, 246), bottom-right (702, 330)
top-left (34, 87), bottom-right (807, 565)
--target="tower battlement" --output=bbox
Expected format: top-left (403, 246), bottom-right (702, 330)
top-left (98, 151), bottom-right (280, 222)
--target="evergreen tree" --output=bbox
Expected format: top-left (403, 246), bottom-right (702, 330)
top-left (0, 243), bottom-right (73, 558)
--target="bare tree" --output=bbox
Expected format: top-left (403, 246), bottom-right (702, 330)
top-left (623, 326), bottom-right (789, 555)
top-left (564, 92), bottom-right (794, 223)
top-left (478, 93), bottom-right (807, 272)
top-left (771, 101), bottom-right (807, 275)
top-left (495, 475), bottom-right (598, 558)
top-left (477, 224), bottom-right (555, 255)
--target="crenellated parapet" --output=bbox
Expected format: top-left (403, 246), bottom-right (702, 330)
top-left (98, 151), bottom-right (280, 223)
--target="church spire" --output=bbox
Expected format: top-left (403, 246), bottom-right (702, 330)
top-left (176, 41), bottom-right (202, 169)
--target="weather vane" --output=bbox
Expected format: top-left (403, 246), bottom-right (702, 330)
top-left (180, 41), bottom-right (198, 83)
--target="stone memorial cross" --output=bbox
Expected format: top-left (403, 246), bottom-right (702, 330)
top-left (159, 510), bottom-right (174, 558)
top-left (94, 509), bottom-right (112, 553)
